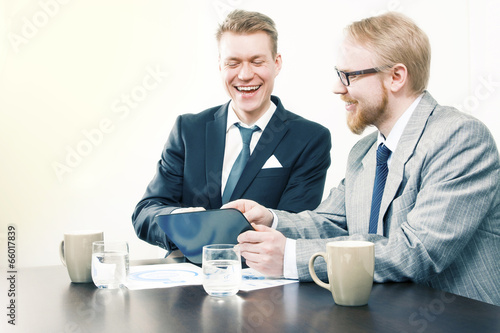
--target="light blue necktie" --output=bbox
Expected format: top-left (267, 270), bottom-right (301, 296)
top-left (368, 143), bottom-right (391, 234)
top-left (222, 123), bottom-right (260, 204)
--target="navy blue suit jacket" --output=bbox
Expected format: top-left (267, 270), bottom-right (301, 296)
top-left (132, 96), bottom-right (331, 251)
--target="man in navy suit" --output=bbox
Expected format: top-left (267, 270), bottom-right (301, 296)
top-left (132, 10), bottom-right (331, 253)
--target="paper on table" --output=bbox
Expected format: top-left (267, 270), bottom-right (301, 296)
top-left (125, 263), bottom-right (298, 291)
top-left (239, 267), bottom-right (298, 291)
top-left (126, 263), bottom-right (203, 290)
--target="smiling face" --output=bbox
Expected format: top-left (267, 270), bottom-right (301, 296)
top-left (219, 31), bottom-right (282, 124)
top-left (333, 39), bottom-right (390, 135)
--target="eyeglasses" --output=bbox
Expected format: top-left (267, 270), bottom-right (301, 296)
top-left (335, 65), bottom-right (392, 86)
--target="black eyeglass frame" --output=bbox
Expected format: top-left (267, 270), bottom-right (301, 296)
top-left (335, 65), bottom-right (393, 86)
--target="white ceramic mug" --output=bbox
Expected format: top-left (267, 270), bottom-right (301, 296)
top-left (59, 230), bottom-right (104, 283)
top-left (309, 241), bottom-right (374, 306)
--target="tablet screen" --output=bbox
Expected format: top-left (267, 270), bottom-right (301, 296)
top-left (155, 208), bottom-right (254, 264)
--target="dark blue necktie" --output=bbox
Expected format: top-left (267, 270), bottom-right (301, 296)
top-left (222, 123), bottom-right (259, 204)
top-left (368, 143), bottom-right (391, 234)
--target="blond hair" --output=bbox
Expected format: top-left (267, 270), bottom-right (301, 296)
top-left (216, 9), bottom-right (278, 57)
top-left (346, 12), bottom-right (431, 94)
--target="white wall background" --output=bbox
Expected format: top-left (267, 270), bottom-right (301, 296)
top-left (0, 0), bottom-right (499, 268)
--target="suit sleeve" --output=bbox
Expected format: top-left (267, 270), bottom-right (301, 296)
top-left (131, 115), bottom-right (186, 251)
top-left (280, 116), bottom-right (500, 284)
top-left (276, 125), bottom-right (331, 212)
top-left (275, 179), bottom-right (349, 280)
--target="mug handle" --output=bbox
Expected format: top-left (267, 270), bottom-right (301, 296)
top-left (59, 240), bottom-right (66, 266)
top-left (308, 252), bottom-right (330, 291)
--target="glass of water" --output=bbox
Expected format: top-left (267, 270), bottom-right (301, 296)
top-left (91, 241), bottom-right (129, 289)
top-left (202, 244), bottom-right (242, 297)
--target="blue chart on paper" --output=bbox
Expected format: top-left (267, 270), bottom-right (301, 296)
top-left (242, 271), bottom-right (266, 280)
top-left (128, 269), bottom-right (200, 284)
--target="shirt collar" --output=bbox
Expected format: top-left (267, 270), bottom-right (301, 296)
top-left (377, 93), bottom-right (424, 152)
top-left (226, 100), bottom-right (277, 132)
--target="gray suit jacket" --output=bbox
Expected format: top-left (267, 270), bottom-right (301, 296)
top-left (275, 92), bottom-right (500, 305)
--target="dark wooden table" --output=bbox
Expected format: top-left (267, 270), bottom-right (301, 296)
top-left (10, 263), bottom-right (500, 332)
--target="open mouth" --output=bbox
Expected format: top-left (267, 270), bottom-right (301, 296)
top-left (341, 96), bottom-right (357, 111)
top-left (235, 85), bottom-right (261, 94)
top-left (343, 99), bottom-right (358, 112)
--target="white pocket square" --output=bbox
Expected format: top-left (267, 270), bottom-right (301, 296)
top-left (262, 155), bottom-right (283, 169)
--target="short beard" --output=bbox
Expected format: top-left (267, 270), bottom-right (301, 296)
top-left (346, 85), bottom-right (388, 135)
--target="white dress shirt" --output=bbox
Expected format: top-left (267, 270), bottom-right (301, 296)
top-left (221, 100), bottom-right (277, 195)
top-left (282, 94), bottom-right (424, 279)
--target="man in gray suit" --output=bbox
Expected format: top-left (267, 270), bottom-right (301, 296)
top-left (225, 12), bottom-right (500, 305)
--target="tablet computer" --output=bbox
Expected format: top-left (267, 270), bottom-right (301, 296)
top-left (155, 208), bottom-right (254, 264)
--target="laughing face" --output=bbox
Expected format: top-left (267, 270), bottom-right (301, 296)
top-left (341, 84), bottom-right (389, 135)
top-left (219, 31), bottom-right (282, 124)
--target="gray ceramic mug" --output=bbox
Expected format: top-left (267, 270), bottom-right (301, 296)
top-left (59, 230), bottom-right (103, 283)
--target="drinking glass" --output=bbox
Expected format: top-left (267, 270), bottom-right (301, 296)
top-left (91, 241), bottom-right (129, 289)
top-left (202, 244), bottom-right (242, 297)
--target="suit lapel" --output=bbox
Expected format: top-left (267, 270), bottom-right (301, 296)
top-left (378, 92), bottom-right (438, 233)
top-left (352, 138), bottom-right (378, 235)
top-left (229, 97), bottom-right (289, 201)
top-left (205, 103), bottom-right (228, 208)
